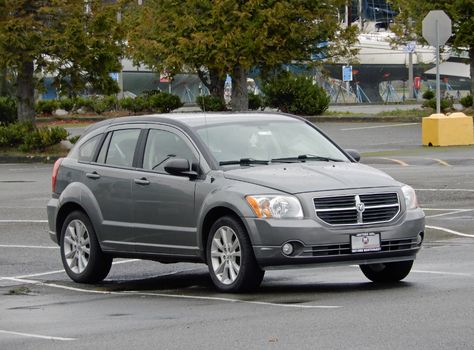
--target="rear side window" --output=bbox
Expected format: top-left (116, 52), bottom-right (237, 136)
top-left (78, 135), bottom-right (101, 162)
top-left (97, 129), bottom-right (140, 167)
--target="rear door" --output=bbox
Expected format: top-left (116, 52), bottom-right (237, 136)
top-left (82, 126), bottom-right (142, 252)
top-left (132, 126), bottom-right (200, 257)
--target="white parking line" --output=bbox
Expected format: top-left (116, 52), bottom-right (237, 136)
top-left (3, 277), bottom-right (341, 310)
top-left (0, 244), bottom-right (58, 249)
top-left (416, 188), bottom-right (474, 192)
top-left (412, 270), bottom-right (472, 277)
top-left (0, 330), bottom-right (75, 341)
top-left (341, 123), bottom-right (418, 131)
top-left (426, 225), bottom-right (474, 238)
top-left (0, 220), bottom-right (48, 223)
top-left (425, 209), bottom-right (473, 218)
top-left (379, 157), bottom-right (409, 166)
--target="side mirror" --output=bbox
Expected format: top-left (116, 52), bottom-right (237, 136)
top-left (345, 149), bottom-right (361, 162)
top-left (164, 158), bottom-right (198, 178)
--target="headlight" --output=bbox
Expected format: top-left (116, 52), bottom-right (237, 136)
top-left (246, 195), bottom-right (303, 219)
top-left (401, 185), bottom-right (418, 209)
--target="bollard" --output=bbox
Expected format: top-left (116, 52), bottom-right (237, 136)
top-left (422, 112), bottom-right (474, 146)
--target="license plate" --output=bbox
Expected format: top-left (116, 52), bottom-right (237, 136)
top-left (351, 233), bottom-right (381, 253)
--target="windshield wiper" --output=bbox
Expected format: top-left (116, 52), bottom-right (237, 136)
top-left (271, 154), bottom-right (344, 163)
top-left (219, 158), bottom-right (269, 166)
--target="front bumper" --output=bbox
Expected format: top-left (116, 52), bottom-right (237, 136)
top-left (246, 208), bottom-right (425, 269)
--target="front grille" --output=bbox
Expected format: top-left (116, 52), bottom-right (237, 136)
top-left (302, 238), bottom-right (417, 257)
top-left (314, 192), bottom-right (400, 226)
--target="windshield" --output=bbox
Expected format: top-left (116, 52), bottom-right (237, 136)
top-left (194, 119), bottom-right (350, 165)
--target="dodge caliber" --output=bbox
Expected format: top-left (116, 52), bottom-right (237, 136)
top-left (47, 113), bottom-right (425, 292)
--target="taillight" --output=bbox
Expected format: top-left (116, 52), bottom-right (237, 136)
top-left (52, 158), bottom-right (64, 193)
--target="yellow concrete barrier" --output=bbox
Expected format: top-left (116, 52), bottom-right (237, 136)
top-left (422, 112), bottom-right (474, 146)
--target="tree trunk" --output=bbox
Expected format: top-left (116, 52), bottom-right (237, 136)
top-left (196, 67), bottom-right (225, 102)
top-left (470, 45), bottom-right (474, 106)
top-left (0, 67), bottom-right (9, 96)
top-left (16, 60), bottom-right (36, 124)
top-left (231, 65), bottom-right (248, 111)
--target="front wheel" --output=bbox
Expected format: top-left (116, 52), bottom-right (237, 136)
top-left (206, 216), bottom-right (264, 292)
top-left (60, 210), bottom-right (112, 283)
top-left (360, 260), bottom-right (414, 283)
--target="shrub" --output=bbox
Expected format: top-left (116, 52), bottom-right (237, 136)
top-left (147, 92), bottom-right (183, 113)
top-left (69, 135), bottom-right (80, 144)
top-left (262, 72), bottom-right (330, 116)
top-left (422, 90), bottom-right (435, 100)
top-left (20, 126), bottom-right (69, 151)
top-left (0, 122), bottom-right (68, 151)
top-left (74, 96), bottom-right (94, 111)
top-left (0, 123), bottom-right (33, 147)
top-left (36, 100), bottom-right (58, 115)
top-left (422, 98), bottom-right (454, 112)
top-left (248, 93), bottom-right (264, 111)
top-left (119, 96), bottom-right (147, 114)
top-left (460, 95), bottom-right (473, 108)
top-left (91, 96), bottom-right (117, 115)
top-left (196, 95), bottom-right (227, 111)
top-left (0, 96), bottom-right (17, 125)
top-left (58, 98), bottom-right (75, 112)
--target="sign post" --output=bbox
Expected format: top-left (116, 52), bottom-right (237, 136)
top-left (422, 10), bottom-right (452, 114)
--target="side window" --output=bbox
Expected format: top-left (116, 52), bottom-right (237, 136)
top-left (143, 129), bottom-right (197, 173)
top-left (97, 129), bottom-right (140, 167)
top-left (78, 135), bottom-right (101, 162)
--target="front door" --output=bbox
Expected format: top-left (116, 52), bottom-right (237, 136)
top-left (132, 127), bottom-right (200, 257)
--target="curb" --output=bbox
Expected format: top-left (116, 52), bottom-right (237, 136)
top-left (305, 115), bottom-right (423, 123)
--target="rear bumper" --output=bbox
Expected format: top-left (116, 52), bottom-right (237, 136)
top-left (47, 198), bottom-right (59, 245)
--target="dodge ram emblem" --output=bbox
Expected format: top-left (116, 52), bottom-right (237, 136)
top-left (356, 202), bottom-right (366, 213)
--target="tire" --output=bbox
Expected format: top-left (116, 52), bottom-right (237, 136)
top-left (60, 210), bottom-right (112, 283)
top-left (360, 260), bottom-right (414, 283)
top-left (206, 216), bottom-right (264, 292)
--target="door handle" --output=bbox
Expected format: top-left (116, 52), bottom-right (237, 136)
top-left (86, 171), bottom-right (101, 180)
top-left (134, 177), bottom-right (150, 185)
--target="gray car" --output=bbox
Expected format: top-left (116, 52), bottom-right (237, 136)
top-left (47, 112), bottom-right (425, 292)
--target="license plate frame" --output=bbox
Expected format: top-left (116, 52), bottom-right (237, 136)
top-left (351, 233), bottom-right (381, 253)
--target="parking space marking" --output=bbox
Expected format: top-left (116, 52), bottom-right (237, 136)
top-left (425, 209), bottom-right (473, 218)
top-left (5, 259), bottom-right (141, 279)
top-left (425, 158), bottom-right (451, 166)
top-left (0, 220), bottom-right (48, 223)
top-left (0, 244), bottom-right (58, 249)
top-left (3, 277), bottom-right (341, 310)
top-left (0, 329), bottom-right (75, 341)
top-left (426, 225), bottom-right (474, 238)
top-left (412, 270), bottom-right (472, 277)
top-left (340, 123), bottom-right (418, 131)
top-left (379, 157), bottom-right (409, 166)
top-left (416, 188), bottom-right (474, 192)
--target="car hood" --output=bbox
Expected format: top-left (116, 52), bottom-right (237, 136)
top-left (223, 162), bottom-right (399, 194)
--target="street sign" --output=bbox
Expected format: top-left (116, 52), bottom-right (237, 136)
top-left (405, 42), bottom-right (416, 53)
top-left (422, 10), bottom-right (452, 114)
top-left (342, 66), bottom-right (353, 82)
top-left (422, 10), bottom-right (452, 47)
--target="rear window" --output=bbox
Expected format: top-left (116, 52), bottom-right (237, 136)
top-left (78, 135), bottom-right (101, 162)
top-left (96, 129), bottom-right (140, 168)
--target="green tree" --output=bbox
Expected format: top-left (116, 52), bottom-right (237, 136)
top-left (126, 0), bottom-right (355, 111)
top-left (0, 0), bottom-right (127, 123)
top-left (390, 0), bottom-right (474, 105)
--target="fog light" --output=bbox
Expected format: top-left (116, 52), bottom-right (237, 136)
top-left (282, 243), bottom-right (294, 256)
top-left (417, 233), bottom-right (424, 246)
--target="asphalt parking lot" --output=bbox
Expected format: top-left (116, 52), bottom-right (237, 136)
top-left (1, 121), bottom-right (474, 349)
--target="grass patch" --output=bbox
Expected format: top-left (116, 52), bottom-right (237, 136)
top-left (7, 286), bottom-right (31, 295)
top-left (375, 108), bottom-right (429, 118)
top-left (322, 110), bottom-right (358, 116)
top-left (0, 143), bottom-right (69, 158)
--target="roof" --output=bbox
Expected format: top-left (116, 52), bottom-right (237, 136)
top-left (83, 112), bottom-right (302, 134)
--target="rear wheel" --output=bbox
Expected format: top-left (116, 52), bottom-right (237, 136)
top-left (360, 260), bottom-right (414, 283)
top-left (206, 216), bottom-right (264, 292)
top-left (60, 211), bottom-right (112, 283)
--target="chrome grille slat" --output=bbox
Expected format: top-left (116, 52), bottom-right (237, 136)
top-left (314, 192), bottom-right (400, 226)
